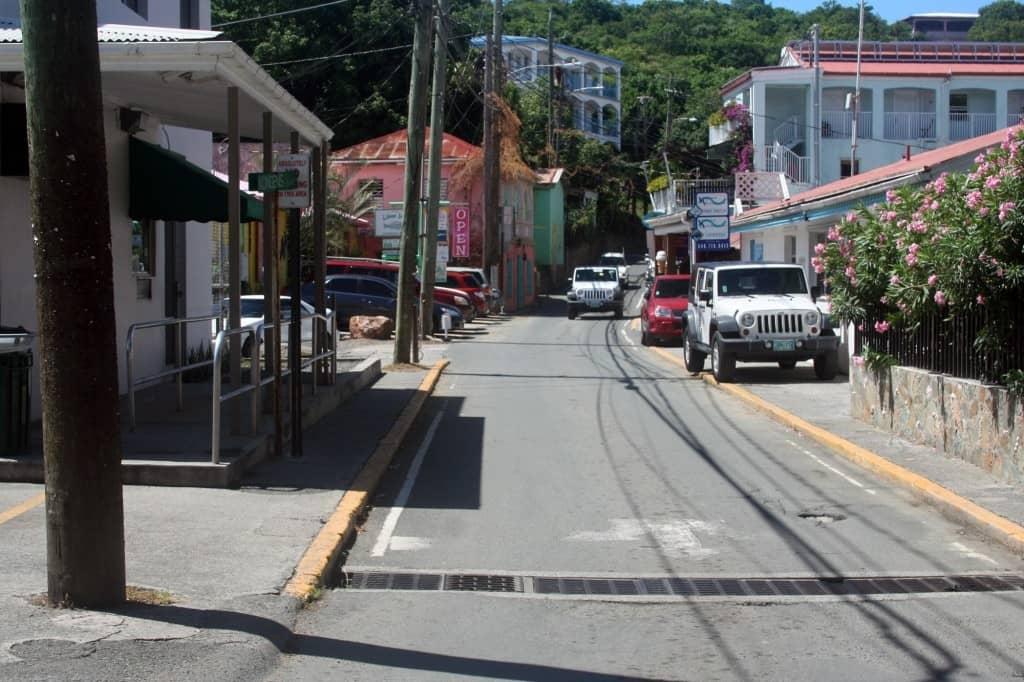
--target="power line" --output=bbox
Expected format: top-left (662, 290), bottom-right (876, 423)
top-left (212, 0), bottom-right (357, 28)
top-left (260, 31), bottom-right (476, 67)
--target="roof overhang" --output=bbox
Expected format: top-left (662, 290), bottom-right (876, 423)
top-left (0, 41), bottom-right (332, 145)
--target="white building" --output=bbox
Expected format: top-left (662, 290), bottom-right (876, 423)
top-left (719, 38), bottom-right (1024, 190)
top-left (900, 13), bottom-right (978, 41)
top-left (0, 1), bottom-right (331, 419)
top-left (473, 35), bottom-right (623, 149)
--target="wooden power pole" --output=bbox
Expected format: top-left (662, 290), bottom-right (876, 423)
top-left (420, 0), bottom-right (449, 338)
top-left (483, 0), bottom-right (503, 284)
top-left (395, 0), bottom-right (434, 364)
top-left (20, 0), bottom-right (126, 607)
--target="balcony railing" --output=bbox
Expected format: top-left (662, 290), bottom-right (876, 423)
top-left (761, 144), bottom-right (810, 184)
top-left (675, 178), bottom-right (735, 209)
top-left (949, 112), bottom-right (998, 140)
top-left (1008, 113), bottom-right (1024, 127)
top-left (773, 116), bottom-right (803, 147)
top-left (821, 110), bottom-right (873, 139)
top-left (884, 112), bottom-right (937, 140)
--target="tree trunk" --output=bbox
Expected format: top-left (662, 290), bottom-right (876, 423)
top-left (20, 0), bottom-right (126, 607)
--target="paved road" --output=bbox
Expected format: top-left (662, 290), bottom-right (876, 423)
top-left (267, 290), bottom-right (1024, 681)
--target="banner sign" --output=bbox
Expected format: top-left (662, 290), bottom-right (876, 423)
top-left (374, 209), bottom-right (403, 237)
top-left (695, 216), bottom-right (729, 241)
top-left (275, 154), bottom-right (310, 208)
top-left (452, 206), bottom-right (470, 258)
top-left (695, 239), bottom-right (731, 252)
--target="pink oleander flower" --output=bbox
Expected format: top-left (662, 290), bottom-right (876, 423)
top-left (857, 323), bottom-right (865, 331)
top-left (927, 274), bottom-right (938, 287)
top-left (886, 189), bottom-right (898, 202)
top-left (905, 253), bottom-right (918, 266)
top-left (986, 176), bottom-right (1001, 190)
top-left (811, 256), bottom-right (825, 274)
top-left (933, 174), bottom-right (948, 194)
top-left (909, 220), bottom-right (927, 234)
top-left (882, 211), bottom-right (898, 222)
top-left (877, 233), bottom-right (887, 245)
top-left (979, 206), bottom-right (990, 217)
top-left (1000, 201), bottom-right (1016, 221)
top-left (844, 266), bottom-right (856, 280)
top-left (976, 294), bottom-right (986, 305)
top-left (814, 242), bottom-right (826, 255)
top-left (934, 290), bottom-right (947, 306)
top-left (929, 200), bottom-right (939, 211)
top-left (967, 190), bottom-right (983, 208)
top-left (890, 274), bottom-right (901, 285)
top-left (880, 296), bottom-right (888, 304)
top-left (827, 225), bottom-right (841, 241)
top-left (845, 211), bottom-right (856, 222)
top-left (853, 355), bottom-right (865, 367)
top-left (874, 320), bottom-right (891, 333)
top-left (975, 153), bottom-right (987, 164)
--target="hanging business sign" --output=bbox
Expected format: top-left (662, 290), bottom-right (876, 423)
top-left (374, 209), bottom-right (403, 237)
top-left (695, 216), bottom-right (730, 241)
top-left (692, 192), bottom-right (730, 217)
top-left (274, 154), bottom-right (310, 208)
top-left (452, 206), bottom-right (470, 258)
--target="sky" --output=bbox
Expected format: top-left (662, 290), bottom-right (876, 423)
top-left (761, 0), bottom-right (987, 23)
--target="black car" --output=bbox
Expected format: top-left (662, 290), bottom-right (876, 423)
top-left (300, 274), bottom-right (464, 333)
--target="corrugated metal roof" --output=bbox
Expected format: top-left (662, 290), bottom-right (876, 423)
top-left (0, 19), bottom-right (220, 43)
top-left (331, 128), bottom-right (480, 162)
top-left (534, 168), bottom-right (564, 185)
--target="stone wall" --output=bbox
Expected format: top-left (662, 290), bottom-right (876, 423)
top-left (850, 363), bottom-right (1024, 485)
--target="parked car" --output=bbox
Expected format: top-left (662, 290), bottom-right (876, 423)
top-left (640, 274), bottom-right (690, 346)
top-left (213, 295), bottom-right (324, 356)
top-left (448, 266), bottom-right (502, 313)
top-left (566, 266), bottom-right (623, 319)
top-left (444, 270), bottom-right (490, 315)
top-left (682, 262), bottom-right (839, 382)
top-left (301, 274), bottom-right (464, 334)
top-left (326, 256), bottom-right (476, 322)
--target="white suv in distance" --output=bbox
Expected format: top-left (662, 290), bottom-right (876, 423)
top-left (683, 262), bottom-right (839, 382)
top-left (598, 252), bottom-right (628, 288)
top-left (566, 267), bottom-right (624, 319)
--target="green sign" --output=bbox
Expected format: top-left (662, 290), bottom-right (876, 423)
top-left (247, 170), bottom-right (298, 192)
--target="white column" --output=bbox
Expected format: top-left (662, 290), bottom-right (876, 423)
top-left (751, 82), bottom-right (767, 172)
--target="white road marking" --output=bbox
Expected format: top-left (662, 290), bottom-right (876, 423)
top-left (567, 518), bottom-right (719, 558)
top-left (787, 439), bottom-right (877, 495)
top-left (370, 409), bottom-right (446, 557)
top-left (387, 536), bottom-right (433, 551)
top-left (950, 541), bottom-right (1000, 566)
top-left (619, 327), bottom-right (636, 347)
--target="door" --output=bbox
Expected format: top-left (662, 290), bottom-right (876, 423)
top-left (164, 221), bottom-right (187, 363)
top-left (324, 278), bottom-right (360, 325)
top-left (697, 269), bottom-right (714, 345)
top-left (359, 279), bottom-right (398, 318)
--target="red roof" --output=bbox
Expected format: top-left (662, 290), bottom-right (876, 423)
top-left (733, 127), bottom-right (1011, 224)
top-left (821, 61), bottom-right (1024, 77)
top-left (331, 128), bottom-right (479, 162)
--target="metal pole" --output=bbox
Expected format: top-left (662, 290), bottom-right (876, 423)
top-left (176, 321), bottom-right (184, 411)
top-left (851, 0), bottom-right (864, 175)
top-left (211, 334), bottom-right (222, 464)
top-left (547, 9), bottom-right (554, 166)
top-left (812, 24), bottom-right (821, 187)
top-left (228, 87), bottom-right (242, 435)
top-left (312, 144), bottom-right (326, 383)
top-left (250, 329), bottom-right (260, 432)
top-left (288, 131), bottom-right (303, 458)
top-left (261, 112), bottom-right (275, 381)
top-left (271, 188), bottom-right (283, 457)
top-left (127, 331), bottom-right (135, 430)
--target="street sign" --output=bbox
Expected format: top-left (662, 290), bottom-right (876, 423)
top-left (695, 239), bottom-right (731, 252)
top-left (247, 170), bottom-right (298, 193)
top-left (275, 154), bottom-right (311, 208)
top-left (437, 207), bottom-right (449, 242)
top-left (375, 209), bottom-right (403, 237)
top-left (436, 243), bottom-right (449, 282)
top-left (692, 192), bottom-right (730, 217)
top-left (695, 216), bottom-right (729, 241)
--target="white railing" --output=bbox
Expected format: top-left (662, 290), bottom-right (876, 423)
top-left (1008, 113), bottom-right (1024, 128)
top-left (884, 112), bottom-right (936, 140)
top-left (210, 326), bottom-right (262, 465)
top-left (674, 178), bottom-right (735, 208)
top-left (949, 112), bottom-right (998, 140)
top-left (126, 314), bottom-right (223, 431)
top-left (773, 116), bottom-right (802, 147)
top-left (821, 110), bottom-right (873, 139)
top-left (761, 144), bottom-right (810, 184)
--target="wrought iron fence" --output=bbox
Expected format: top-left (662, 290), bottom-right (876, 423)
top-left (853, 309), bottom-right (1024, 383)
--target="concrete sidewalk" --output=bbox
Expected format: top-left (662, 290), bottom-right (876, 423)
top-left (706, 361), bottom-right (1024, 542)
top-left (0, 346), bottom-right (447, 680)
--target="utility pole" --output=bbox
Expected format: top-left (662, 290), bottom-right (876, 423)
top-left (850, 0), bottom-right (865, 175)
top-left (547, 9), bottom-right (554, 167)
top-left (21, 0), bottom-right (126, 607)
top-left (664, 74), bottom-right (674, 150)
top-left (420, 0), bottom-right (449, 338)
top-left (482, 33), bottom-right (493, 277)
top-left (812, 23), bottom-right (821, 186)
top-left (487, 0), bottom-right (504, 286)
top-left (395, 0), bottom-right (433, 364)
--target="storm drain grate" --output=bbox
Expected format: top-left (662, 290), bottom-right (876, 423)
top-left (444, 574), bottom-right (522, 592)
top-left (343, 572), bottom-right (1024, 597)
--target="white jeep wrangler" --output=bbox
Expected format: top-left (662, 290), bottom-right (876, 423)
top-left (566, 266), bottom-right (624, 319)
top-left (682, 262), bottom-right (840, 382)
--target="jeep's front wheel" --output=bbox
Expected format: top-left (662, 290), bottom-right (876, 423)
top-left (683, 333), bottom-right (705, 375)
top-left (567, 305), bottom-right (577, 320)
top-left (711, 334), bottom-right (736, 383)
top-left (814, 351), bottom-right (839, 380)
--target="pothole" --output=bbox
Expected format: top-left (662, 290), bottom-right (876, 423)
top-left (798, 511), bottom-right (847, 525)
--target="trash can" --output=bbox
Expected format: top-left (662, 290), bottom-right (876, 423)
top-left (0, 326), bottom-right (34, 456)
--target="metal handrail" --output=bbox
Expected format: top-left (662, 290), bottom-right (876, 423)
top-left (210, 326), bottom-right (260, 464)
top-left (0, 332), bottom-right (34, 355)
top-left (254, 311), bottom-right (338, 388)
top-left (126, 314), bottom-right (222, 431)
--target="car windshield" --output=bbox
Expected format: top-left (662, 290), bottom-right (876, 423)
top-left (239, 300), bottom-right (264, 317)
top-left (575, 269), bottom-right (617, 283)
top-left (655, 279), bottom-right (690, 298)
top-left (598, 256), bottom-right (625, 267)
top-left (717, 268), bottom-right (808, 296)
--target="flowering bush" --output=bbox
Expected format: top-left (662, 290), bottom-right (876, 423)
top-left (710, 102), bottom-right (753, 174)
top-left (816, 125), bottom-right (1024, 358)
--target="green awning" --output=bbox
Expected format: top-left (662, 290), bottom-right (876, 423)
top-left (129, 137), bottom-right (263, 223)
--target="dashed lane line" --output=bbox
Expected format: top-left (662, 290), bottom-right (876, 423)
top-left (787, 439), bottom-right (877, 495)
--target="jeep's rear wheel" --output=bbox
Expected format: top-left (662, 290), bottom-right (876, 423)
top-left (778, 360), bottom-right (797, 369)
top-left (711, 334), bottom-right (736, 383)
top-left (683, 334), bottom-right (706, 375)
top-left (814, 351), bottom-right (839, 380)
top-left (613, 307), bottom-right (623, 319)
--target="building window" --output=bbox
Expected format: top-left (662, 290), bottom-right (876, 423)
top-left (840, 159), bottom-right (860, 178)
top-left (0, 102), bottom-right (28, 176)
top-left (132, 219), bottom-right (155, 298)
top-left (121, 0), bottom-right (147, 18)
top-left (421, 176), bottom-right (449, 200)
top-left (180, 0), bottom-right (200, 28)
top-left (749, 239), bottom-right (763, 262)
top-left (358, 178), bottom-right (384, 208)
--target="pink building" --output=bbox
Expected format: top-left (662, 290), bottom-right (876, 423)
top-left (330, 129), bottom-right (537, 311)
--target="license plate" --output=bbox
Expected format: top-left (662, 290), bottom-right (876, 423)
top-left (587, 301), bottom-right (603, 308)
top-left (774, 340), bottom-right (796, 351)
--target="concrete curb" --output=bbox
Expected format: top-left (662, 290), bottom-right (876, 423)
top-left (283, 358), bottom-right (451, 601)
top-left (697, 372), bottom-right (1024, 557)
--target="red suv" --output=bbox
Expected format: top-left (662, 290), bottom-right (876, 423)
top-left (444, 271), bottom-right (490, 315)
top-left (641, 274), bottom-right (690, 346)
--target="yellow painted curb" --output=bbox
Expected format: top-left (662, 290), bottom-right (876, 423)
top-left (701, 373), bottom-right (1024, 555)
top-left (284, 358), bottom-right (451, 600)
top-left (650, 346), bottom-right (686, 370)
top-left (0, 492), bottom-right (44, 527)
